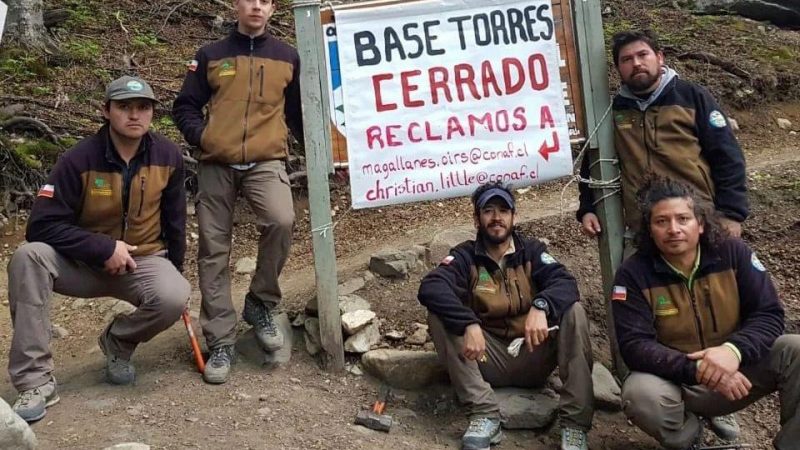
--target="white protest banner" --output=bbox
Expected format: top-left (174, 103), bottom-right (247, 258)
top-left (336, 0), bottom-right (572, 209)
top-left (0, 1), bottom-right (8, 44)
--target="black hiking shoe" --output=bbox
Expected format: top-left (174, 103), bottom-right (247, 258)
top-left (203, 344), bottom-right (236, 384)
top-left (242, 293), bottom-right (284, 352)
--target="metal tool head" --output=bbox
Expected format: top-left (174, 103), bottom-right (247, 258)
top-left (355, 409), bottom-right (393, 432)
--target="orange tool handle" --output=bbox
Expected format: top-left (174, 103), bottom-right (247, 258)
top-left (372, 400), bottom-right (385, 415)
top-left (182, 310), bottom-right (205, 373)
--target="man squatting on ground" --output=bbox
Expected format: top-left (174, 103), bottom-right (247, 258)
top-left (7, 76), bottom-right (189, 423)
top-left (578, 29), bottom-right (748, 242)
top-left (173, 0), bottom-right (303, 384)
top-left (418, 182), bottom-right (594, 450)
top-left (612, 177), bottom-right (800, 449)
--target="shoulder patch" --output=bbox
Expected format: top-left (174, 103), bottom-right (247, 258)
top-left (37, 184), bottom-right (55, 198)
top-left (709, 110), bottom-right (727, 128)
top-left (440, 255), bottom-right (455, 266)
top-left (187, 59), bottom-right (198, 72)
top-left (611, 285), bottom-right (627, 302)
top-left (751, 253), bottom-right (766, 272)
top-left (540, 252), bottom-right (557, 265)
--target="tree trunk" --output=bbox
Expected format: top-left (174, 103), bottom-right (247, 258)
top-left (5, 0), bottom-right (50, 49)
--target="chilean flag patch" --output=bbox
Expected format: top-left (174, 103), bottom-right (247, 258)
top-left (440, 255), bottom-right (454, 266)
top-left (37, 184), bottom-right (55, 198)
top-left (611, 285), bottom-right (627, 302)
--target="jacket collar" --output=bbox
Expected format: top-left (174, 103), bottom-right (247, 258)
top-left (617, 66), bottom-right (678, 111)
top-left (230, 25), bottom-right (270, 44)
top-left (651, 242), bottom-right (722, 276)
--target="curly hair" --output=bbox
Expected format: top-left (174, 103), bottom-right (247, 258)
top-left (634, 176), bottom-right (729, 255)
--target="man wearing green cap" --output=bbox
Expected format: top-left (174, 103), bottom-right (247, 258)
top-left (6, 75), bottom-right (189, 423)
top-left (418, 182), bottom-right (595, 450)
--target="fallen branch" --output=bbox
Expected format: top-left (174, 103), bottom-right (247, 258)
top-left (677, 51), bottom-right (751, 80)
top-left (159, 0), bottom-right (193, 34)
top-left (0, 117), bottom-right (59, 143)
top-left (288, 170), bottom-right (307, 182)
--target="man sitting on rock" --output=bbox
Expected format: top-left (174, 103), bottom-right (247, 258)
top-left (6, 76), bottom-right (190, 422)
top-left (418, 182), bottom-right (594, 450)
top-left (612, 177), bottom-right (800, 449)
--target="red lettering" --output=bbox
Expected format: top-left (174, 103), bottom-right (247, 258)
top-left (425, 122), bottom-right (443, 141)
top-left (480, 60), bottom-right (503, 98)
top-left (366, 126), bottom-right (385, 150)
top-left (386, 125), bottom-right (403, 147)
top-left (468, 113), bottom-right (494, 135)
top-left (408, 122), bottom-right (423, 143)
top-left (429, 66), bottom-right (452, 105)
top-left (539, 131), bottom-right (559, 161)
top-left (495, 109), bottom-right (510, 132)
top-left (446, 116), bottom-right (466, 139)
top-left (502, 58), bottom-right (525, 95)
top-left (539, 105), bottom-right (555, 129)
top-left (454, 64), bottom-right (481, 102)
top-left (400, 70), bottom-right (425, 108)
top-left (372, 74), bottom-right (397, 112)
top-left (528, 54), bottom-right (549, 91)
top-left (512, 106), bottom-right (527, 131)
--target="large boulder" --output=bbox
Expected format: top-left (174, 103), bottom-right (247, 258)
top-left (369, 250), bottom-right (419, 278)
top-left (592, 362), bottom-right (622, 411)
top-left (495, 388), bottom-right (559, 429)
top-left (361, 349), bottom-right (448, 389)
top-left (428, 228), bottom-right (475, 266)
top-left (694, 0), bottom-right (800, 27)
top-left (0, 398), bottom-right (37, 450)
top-left (235, 313), bottom-right (292, 367)
top-left (344, 322), bottom-right (381, 353)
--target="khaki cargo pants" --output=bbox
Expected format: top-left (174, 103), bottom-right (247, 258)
top-left (622, 335), bottom-right (800, 450)
top-left (196, 160), bottom-right (294, 349)
top-left (428, 302), bottom-right (594, 430)
top-left (7, 242), bottom-right (190, 391)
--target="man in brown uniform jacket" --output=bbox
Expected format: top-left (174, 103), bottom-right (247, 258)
top-left (173, 0), bottom-right (303, 384)
top-left (7, 76), bottom-right (189, 423)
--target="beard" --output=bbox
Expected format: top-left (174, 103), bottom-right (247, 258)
top-left (625, 69), bottom-right (661, 94)
top-left (478, 223), bottom-right (512, 245)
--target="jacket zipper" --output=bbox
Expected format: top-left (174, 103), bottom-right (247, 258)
top-left (686, 284), bottom-right (707, 349)
top-left (137, 175), bottom-right (147, 217)
top-left (703, 283), bottom-right (719, 333)
top-left (641, 110), bottom-right (652, 169)
top-left (514, 278), bottom-right (524, 313)
top-left (241, 38), bottom-right (255, 163)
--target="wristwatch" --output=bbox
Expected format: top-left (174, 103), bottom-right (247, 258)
top-left (531, 298), bottom-right (549, 315)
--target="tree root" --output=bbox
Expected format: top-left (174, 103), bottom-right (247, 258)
top-left (677, 51), bottom-right (751, 80)
top-left (0, 116), bottom-right (59, 143)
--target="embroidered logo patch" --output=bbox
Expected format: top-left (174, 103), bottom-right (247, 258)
top-left (540, 252), bottom-right (557, 265)
top-left (187, 59), bottom-right (198, 72)
top-left (475, 267), bottom-right (497, 293)
top-left (611, 285), bottom-right (627, 302)
top-left (615, 113), bottom-right (633, 129)
top-left (654, 295), bottom-right (679, 317)
top-left (37, 184), bottom-right (55, 198)
top-left (126, 80), bottom-right (143, 91)
top-left (219, 61), bottom-right (236, 77)
top-left (751, 253), bottom-right (766, 272)
top-left (709, 110), bottom-right (727, 128)
top-left (90, 178), bottom-right (112, 197)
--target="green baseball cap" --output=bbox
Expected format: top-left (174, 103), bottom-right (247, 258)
top-left (105, 75), bottom-right (158, 102)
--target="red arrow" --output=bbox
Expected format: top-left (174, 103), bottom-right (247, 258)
top-left (539, 131), bottom-right (559, 161)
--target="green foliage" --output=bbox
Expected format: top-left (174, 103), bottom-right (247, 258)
top-left (32, 86), bottom-right (52, 96)
top-left (132, 33), bottom-right (161, 49)
top-left (64, 39), bottom-right (102, 64)
top-left (62, 0), bottom-right (102, 29)
top-left (11, 140), bottom-right (63, 170)
top-left (0, 50), bottom-right (50, 82)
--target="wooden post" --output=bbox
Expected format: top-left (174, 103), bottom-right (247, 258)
top-left (293, 0), bottom-right (344, 372)
top-left (572, 0), bottom-right (627, 378)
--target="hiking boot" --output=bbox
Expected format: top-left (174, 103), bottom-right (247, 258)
top-left (461, 417), bottom-right (502, 450)
top-left (203, 344), bottom-right (236, 384)
top-left (242, 293), bottom-right (284, 352)
top-left (98, 333), bottom-right (135, 385)
top-left (561, 427), bottom-right (589, 450)
top-left (708, 414), bottom-right (740, 442)
top-left (683, 420), bottom-right (706, 450)
top-left (12, 378), bottom-right (60, 423)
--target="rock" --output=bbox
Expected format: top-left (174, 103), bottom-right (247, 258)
top-left (103, 444), bottom-right (150, 450)
top-left (0, 104), bottom-right (25, 117)
top-left (0, 397), bottom-right (37, 450)
top-left (728, 118), bottom-right (740, 132)
top-left (428, 228), bottom-right (475, 266)
top-left (777, 118), bottom-right (793, 130)
top-left (423, 342), bottom-right (436, 352)
top-left (384, 330), bottom-right (405, 341)
top-left (369, 250), bottom-right (418, 278)
top-left (338, 277), bottom-right (366, 296)
top-left (257, 407), bottom-right (272, 416)
top-left (71, 298), bottom-right (90, 310)
top-left (339, 294), bottom-right (371, 314)
top-left (346, 363), bottom-right (363, 376)
top-left (362, 271), bottom-right (375, 282)
top-left (235, 313), bottom-right (292, 367)
top-left (51, 324), bottom-right (69, 339)
top-left (189, 232), bottom-right (199, 241)
top-left (344, 322), bottom-right (381, 353)
top-left (495, 388), bottom-right (559, 429)
top-left (235, 257), bottom-right (257, 275)
top-left (405, 327), bottom-right (429, 345)
top-left (592, 362), bottom-right (622, 411)
top-left (291, 312), bottom-right (306, 328)
top-left (361, 349), bottom-right (448, 389)
top-left (341, 310), bottom-right (376, 335)
top-left (694, 0), bottom-right (800, 27)
top-left (186, 204), bottom-right (196, 216)
top-left (304, 318), bottom-right (322, 356)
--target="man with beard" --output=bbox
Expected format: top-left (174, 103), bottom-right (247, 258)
top-left (576, 29), bottom-right (747, 440)
top-left (418, 182), bottom-right (594, 450)
top-left (577, 29), bottom-right (748, 240)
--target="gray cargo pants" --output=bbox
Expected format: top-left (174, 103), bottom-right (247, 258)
top-left (7, 242), bottom-right (190, 391)
top-left (428, 302), bottom-right (594, 430)
top-left (622, 335), bottom-right (800, 450)
top-left (196, 160), bottom-right (294, 349)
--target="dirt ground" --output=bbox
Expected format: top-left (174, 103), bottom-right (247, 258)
top-left (0, 101), bottom-right (798, 449)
